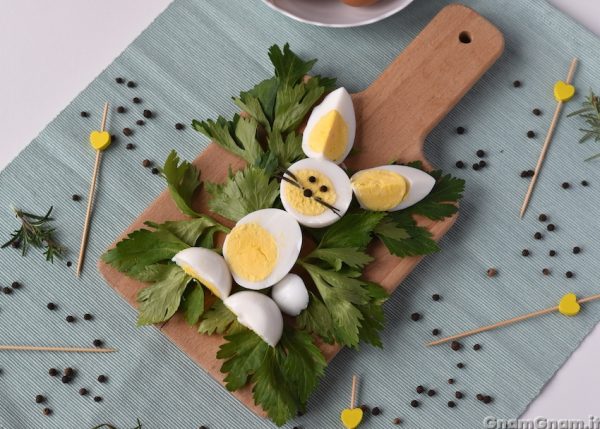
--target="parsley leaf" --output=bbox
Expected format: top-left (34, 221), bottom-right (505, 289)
top-left (269, 43), bottom-right (316, 87)
top-left (205, 165), bottom-right (279, 222)
top-left (160, 150), bottom-right (202, 218)
top-left (266, 129), bottom-right (304, 168)
top-left (218, 329), bottom-right (269, 391)
top-left (308, 248), bottom-right (373, 271)
top-left (145, 217), bottom-right (227, 248)
top-left (375, 214), bottom-right (440, 257)
top-left (296, 292), bottom-right (335, 344)
top-left (136, 264), bottom-right (190, 326)
top-left (317, 211), bottom-right (386, 249)
top-left (180, 282), bottom-right (205, 325)
top-left (198, 299), bottom-right (240, 335)
top-left (272, 78), bottom-right (327, 134)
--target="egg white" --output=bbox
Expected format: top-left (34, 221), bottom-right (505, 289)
top-left (271, 273), bottom-right (309, 316)
top-left (280, 158), bottom-right (353, 228)
top-left (172, 247), bottom-right (232, 299)
top-left (302, 87), bottom-right (356, 164)
top-left (224, 291), bottom-right (283, 347)
top-left (222, 208), bottom-right (302, 290)
top-left (351, 165), bottom-right (435, 211)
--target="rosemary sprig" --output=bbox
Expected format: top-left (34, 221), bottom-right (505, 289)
top-left (91, 420), bottom-right (142, 429)
top-left (1, 206), bottom-right (65, 262)
top-left (567, 90), bottom-right (600, 160)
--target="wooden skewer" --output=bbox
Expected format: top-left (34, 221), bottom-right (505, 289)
top-left (0, 345), bottom-right (117, 353)
top-left (519, 58), bottom-right (578, 218)
top-left (427, 292), bottom-right (600, 347)
top-left (350, 375), bottom-right (358, 409)
top-left (77, 102), bottom-right (109, 277)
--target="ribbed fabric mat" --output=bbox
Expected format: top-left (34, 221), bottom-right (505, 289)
top-left (0, 0), bottom-right (599, 428)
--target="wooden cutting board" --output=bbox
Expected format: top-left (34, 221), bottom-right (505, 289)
top-left (99, 4), bottom-right (503, 418)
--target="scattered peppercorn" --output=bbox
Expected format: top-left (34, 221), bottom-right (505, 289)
top-left (360, 405), bottom-right (370, 413)
top-left (533, 108), bottom-right (542, 116)
top-left (573, 246), bottom-right (581, 254)
top-left (476, 394), bottom-right (484, 401)
top-left (410, 313), bottom-right (421, 321)
top-left (72, 194), bottom-right (81, 201)
top-left (513, 80), bottom-right (522, 87)
top-left (416, 385), bottom-right (425, 394)
top-left (94, 396), bottom-right (103, 402)
top-left (84, 313), bottom-right (93, 321)
top-left (48, 368), bottom-right (58, 377)
top-left (448, 378), bottom-right (455, 384)
top-left (66, 261), bottom-right (72, 267)
top-left (64, 368), bottom-right (74, 377)
top-left (455, 391), bottom-right (464, 399)
top-left (534, 232), bottom-right (542, 240)
top-left (2, 287), bottom-right (12, 295)
top-left (561, 182), bottom-right (570, 189)
top-left (393, 417), bottom-right (402, 425)
top-left (547, 224), bottom-right (555, 231)
top-left (93, 339), bottom-right (104, 348)
top-left (371, 407), bottom-right (381, 416)
top-left (457, 363), bottom-right (464, 369)
top-left (97, 375), bottom-right (108, 383)
top-left (448, 401), bottom-right (456, 408)
top-left (151, 167), bottom-right (159, 175)
top-left (410, 400), bottom-right (420, 408)
top-left (432, 328), bottom-right (440, 336)
top-left (142, 159), bottom-right (152, 168)
top-left (456, 126), bottom-right (465, 134)
top-left (486, 268), bottom-right (497, 277)
top-left (62, 376), bottom-right (72, 384)
top-left (133, 97), bottom-right (141, 104)
top-left (43, 408), bottom-right (52, 416)
top-left (472, 163), bottom-right (480, 171)
top-left (79, 388), bottom-right (88, 396)
top-left (549, 250), bottom-right (557, 257)
top-left (478, 160), bottom-right (487, 168)
top-left (117, 106), bottom-right (126, 114)
top-left (80, 111), bottom-right (89, 118)
top-left (455, 160), bottom-right (464, 169)
top-left (143, 109), bottom-right (152, 118)
top-left (473, 343), bottom-right (481, 351)
top-left (175, 123), bottom-right (184, 130)
top-left (127, 81), bottom-right (136, 88)
top-left (427, 389), bottom-right (436, 397)
top-left (432, 294), bottom-right (441, 301)
top-left (542, 268), bottom-right (550, 276)
top-left (115, 77), bottom-right (125, 84)
top-left (123, 127), bottom-right (133, 136)
top-left (538, 214), bottom-right (548, 222)
top-left (566, 271), bottom-right (574, 278)
top-left (66, 315), bottom-right (75, 323)
top-left (126, 143), bottom-right (135, 150)
top-left (581, 180), bottom-right (589, 186)
top-left (451, 341), bottom-right (462, 351)
top-left (527, 131), bottom-right (536, 138)
top-left (483, 396), bottom-right (493, 404)
top-left (35, 395), bottom-right (45, 404)
top-left (319, 185), bottom-right (328, 192)
top-left (11, 281), bottom-right (21, 289)
top-left (136, 119), bottom-right (145, 126)
top-left (476, 149), bottom-right (485, 158)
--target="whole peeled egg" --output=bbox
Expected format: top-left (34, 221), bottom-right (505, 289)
top-left (224, 291), bottom-right (283, 347)
top-left (350, 165), bottom-right (435, 211)
top-left (271, 273), bottom-right (309, 316)
top-left (172, 247), bottom-right (232, 299)
top-left (223, 209), bottom-right (302, 290)
top-left (280, 158), bottom-right (353, 228)
top-left (302, 87), bottom-right (355, 164)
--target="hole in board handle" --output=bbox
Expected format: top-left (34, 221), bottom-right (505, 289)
top-left (458, 31), bottom-right (472, 44)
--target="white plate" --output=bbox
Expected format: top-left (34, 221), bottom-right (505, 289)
top-left (261, 0), bottom-right (415, 28)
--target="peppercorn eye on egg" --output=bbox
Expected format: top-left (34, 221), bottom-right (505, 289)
top-left (302, 87), bottom-right (355, 164)
top-left (351, 165), bottom-right (435, 211)
top-left (172, 247), bottom-right (232, 299)
top-left (223, 209), bottom-right (302, 290)
top-left (224, 291), bottom-right (283, 347)
top-left (280, 158), bottom-right (353, 228)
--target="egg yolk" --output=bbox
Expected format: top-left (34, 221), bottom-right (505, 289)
top-left (283, 169), bottom-right (337, 216)
top-left (351, 169), bottom-right (408, 211)
top-left (178, 263), bottom-right (222, 298)
top-left (308, 110), bottom-right (348, 162)
top-left (225, 223), bottom-right (278, 282)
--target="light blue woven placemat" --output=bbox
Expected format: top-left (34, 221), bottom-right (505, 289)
top-left (1, 0), bottom-right (599, 428)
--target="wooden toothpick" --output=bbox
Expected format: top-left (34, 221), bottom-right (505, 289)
top-left (350, 375), bottom-right (358, 409)
top-left (520, 58), bottom-right (578, 218)
top-left (427, 292), bottom-right (600, 347)
top-left (0, 345), bottom-right (117, 353)
top-left (77, 102), bottom-right (109, 276)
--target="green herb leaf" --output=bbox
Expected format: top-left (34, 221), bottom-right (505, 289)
top-left (296, 293), bottom-right (335, 344)
top-left (136, 265), bottom-right (190, 326)
top-left (568, 91), bottom-right (600, 159)
top-left (145, 217), bottom-right (227, 248)
top-left (318, 211), bottom-right (386, 250)
top-left (375, 214), bottom-right (440, 257)
top-left (180, 282), bottom-right (205, 325)
top-left (266, 129), bottom-right (304, 168)
top-left (269, 43), bottom-right (316, 87)
top-left (160, 150), bottom-right (203, 218)
top-left (308, 248), bottom-right (373, 271)
top-left (198, 299), bottom-right (239, 335)
top-left (272, 78), bottom-right (326, 134)
top-left (218, 329), bottom-right (270, 391)
top-left (205, 165), bottom-right (279, 222)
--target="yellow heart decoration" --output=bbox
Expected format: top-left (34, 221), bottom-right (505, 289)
top-left (89, 130), bottom-right (112, 151)
top-left (559, 293), bottom-right (580, 317)
top-left (553, 81), bottom-right (575, 102)
top-left (340, 408), bottom-right (363, 429)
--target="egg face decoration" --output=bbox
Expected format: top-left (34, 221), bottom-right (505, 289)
top-left (172, 247), bottom-right (232, 299)
top-left (271, 273), bottom-right (309, 316)
top-left (280, 158), bottom-right (353, 228)
top-left (222, 209), bottom-right (302, 290)
top-left (302, 87), bottom-right (356, 164)
top-left (351, 165), bottom-right (435, 211)
top-left (224, 291), bottom-right (283, 347)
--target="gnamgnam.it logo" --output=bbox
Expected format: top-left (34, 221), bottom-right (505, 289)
top-left (483, 416), bottom-right (600, 429)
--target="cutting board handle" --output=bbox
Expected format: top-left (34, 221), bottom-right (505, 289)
top-left (352, 4), bottom-right (504, 165)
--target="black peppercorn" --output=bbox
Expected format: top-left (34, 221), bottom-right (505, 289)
top-left (448, 378), bottom-right (455, 384)
top-left (143, 109), bottom-right (152, 118)
top-left (472, 163), bottom-right (480, 171)
top-left (117, 106), bottom-right (126, 114)
top-left (35, 395), bottom-right (45, 403)
top-left (520, 171), bottom-right (528, 178)
top-left (410, 313), bottom-right (421, 321)
top-left (136, 119), bottom-right (145, 126)
top-left (542, 268), bottom-right (550, 276)
top-left (79, 388), bottom-right (88, 396)
top-left (64, 368), bottom-right (74, 377)
top-left (561, 182), bottom-right (570, 189)
top-left (115, 77), bottom-right (125, 84)
top-left (62, 375), bottom-right (72, 384)
top-left (80, 111), bottom-right (89, 118)
top-left (93, 339), bottom-right (104, 347)
top-left (94, 396), bottom-right (103, 402)
top-left (566, 271), bottom-right (574, 278)
top-left (66, 261), bottom-right (72, 267)
top-left (126, 143), bottom-right (135, 150)
top-left (72, 194), bottom-right (81, 201)
top-left (456, 126), bottom-right (465, 134)
top-left (66, 315), bottom-right (75, 323)
top-left (127, 81), bottom-right (136, 88)
top-left (11, 282), bottom-right (21, 289)
top-left (448, 401), bottom-right (456, 408)
top-left (455, 391), bottom-right (464, 399)
top-left (549, 250), bottom-right (557, 257)
top-left (123, 127), bottom-right (133, 136)
top-left (478, 160), bottom-right (486, 168)
top-left (455, 160), bottom-right (464, 169)
top-left (410, 400), bottom-right (420, 408)
top-left (97, 375), bottom-right (108, 383)
top-left (308, 176), bottom-right (316, 183)
top-left (476, 394), bottom-right (484, 401)
top-left (533, 108), bottom-right (542, 116)
top-left (534, 232), bottom-right (542, 240)
top-left (527, 131), bottom-right (536, 138)
top-left (427, 389), bottom-right (436, 397)
top-left (487, 268), bottom-right (498, 277)
top-left (581, 180), bottom-right (589, 186)
top-left (473, 343), bottom-right (481, 351)
top-left (151, 167), bottom-right (159, 175)
top-left (84, 313), bottom-right (93, 321)
top-left (457, 362), bottom-right (464, 369)
top-left (432, 294), bottom-right (441, 301)
top-left (450, 341), bottom-right (462, 351)
top-left (522, 249), bottom-right (530, 257)
top-left (432, 328), bottom-right (440, 336)
top-left (133, 97), bottom-right (141, 104)
top-left (538, 213), bottom-right (548, 222)
top-left (483, 396), bottom-right (493, 404)
top-left (175, 123), bottom-right (184, 130)
top-left (371, 407), bottom-right (381, 416)
top-left (416, 385), bottom-right (425, 394)
top-left (547, 224), bottom-right (555, 231)
top-left (319, 185), bottom-right (328, 192)
top-left (360, 405), bottom-right (370, 413)
top-left (43, 408), bottom-right (52, 416)
top-left (476, 149), bottom-right (485, 158)
top-left (2, 287), bottom-right (12, 295)
top-left (48, 368), bottom-right (58, 377)
top-left (513, 80), bottom-right (522, 87)
top-left (303, 189), bottom-right (313, 197)
top-left (573, 246), bottom-right (581, 254)
top-left (142, 159), bottom-right (152, 168)
top-left (47, 302), bottom-right (56, 310)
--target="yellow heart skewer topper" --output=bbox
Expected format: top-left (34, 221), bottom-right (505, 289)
top-left (340, 375), bottom-right (363, 429)
top-left (89, 130), bottom-right (112, 151)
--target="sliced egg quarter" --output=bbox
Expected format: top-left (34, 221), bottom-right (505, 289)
top-left (224, 291), bottom-right (283, 347)
top-left (222, 209), bottom-right (302, 290)
top-left (302, 87), bottom-right (356, 164)
top-left (172, 247), bottom-right (232, 299)
top-left (351, 165), bottom-right (435, 212)
top-left (280, 158), bottom-right (352, 228)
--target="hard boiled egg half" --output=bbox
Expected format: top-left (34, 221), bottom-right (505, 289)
top-left (172, 247), bottom-right (232, 299)
top-left (224, 291), bottom-right (283, 347)
top-left (271, 273), bottom-right (309, 316)
top-left (280, 158), bottom-right (353, 228)
top-left (302, 87), bottom-right (355, 164)
top-left (350, 165), bottom-right (435, 211)
top-left (223, 209), bottom-right (302, 290)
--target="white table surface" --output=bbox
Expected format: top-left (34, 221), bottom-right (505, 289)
top-left (1, 0), bottom-right (599, 424)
